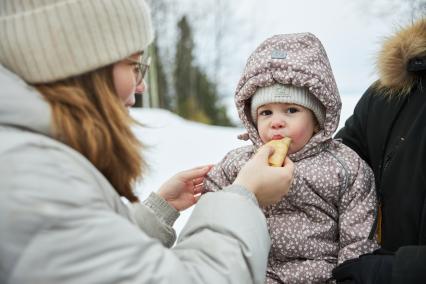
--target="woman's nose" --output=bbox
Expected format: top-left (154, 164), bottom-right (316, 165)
top-left (135, 79), bottom-right (146, 94)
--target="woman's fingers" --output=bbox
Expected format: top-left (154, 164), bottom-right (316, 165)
top-left (283, 156), bottom-right (294, 170)
top-left (194, 194), bottom-right (201, 203)
top-left (192, 176), bottom-right (205, 186)
top-left (193, 183), bottom-right (204, 194)
top-left (178, 165), bottom-right (213, 181)
top-left (254, 144), bottom-right (274, 162)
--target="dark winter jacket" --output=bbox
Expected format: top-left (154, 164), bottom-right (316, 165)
top-left (205, 33), bottom-right (378, 283)
top-left (333, 18), bottom-right (426, 284)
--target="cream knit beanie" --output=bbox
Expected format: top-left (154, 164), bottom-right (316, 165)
top-left (251, 84), bottom-right (325, 127)
top-left (0, 0), bottom-right (154, 83)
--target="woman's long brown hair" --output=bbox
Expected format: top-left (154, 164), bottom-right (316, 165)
top-left (34, 65), bottom-right (145, 202)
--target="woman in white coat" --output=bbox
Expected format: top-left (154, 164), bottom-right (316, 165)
top-left (0, 0), bottom-right (294, 283)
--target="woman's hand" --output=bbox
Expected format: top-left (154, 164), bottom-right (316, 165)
top-left (233, 145), bottom-right (294, 206)
top-left (158, 165), bottom-right (213, 211)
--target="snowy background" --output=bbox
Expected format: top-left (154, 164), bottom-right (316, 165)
top-left (131, 95), bottom-right (360, 235)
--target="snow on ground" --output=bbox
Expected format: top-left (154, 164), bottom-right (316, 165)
top-left (130, 94), bottom-right (361, 235)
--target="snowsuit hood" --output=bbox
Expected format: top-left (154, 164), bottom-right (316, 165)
top-left (235, 33), bottom-right (341, 159)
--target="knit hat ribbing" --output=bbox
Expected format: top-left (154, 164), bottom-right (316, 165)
top-left (251, 84), bottom-right (325, 128)
top-left (0, 0), bottom-right (154, 83)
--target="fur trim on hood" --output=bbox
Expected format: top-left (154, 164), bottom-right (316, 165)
top-left (377, 18), bottom-right (426, 96)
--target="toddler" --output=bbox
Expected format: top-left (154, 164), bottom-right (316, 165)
top-left (204, 33), bottom-right (379, 283)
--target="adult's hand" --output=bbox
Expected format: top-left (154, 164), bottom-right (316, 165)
top-left (158, 165), bottom-right (212, 211)
top-left (233, 145), bottom-right (294, 206)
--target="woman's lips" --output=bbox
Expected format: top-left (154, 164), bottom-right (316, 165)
top-left (271, 135), bottom-right (284, 140)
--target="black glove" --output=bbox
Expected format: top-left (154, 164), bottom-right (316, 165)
top-left (332, 249), bottom-right (395, 284)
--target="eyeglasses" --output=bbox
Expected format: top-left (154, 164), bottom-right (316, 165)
top-left (126, 56), bottom-right (151, 86)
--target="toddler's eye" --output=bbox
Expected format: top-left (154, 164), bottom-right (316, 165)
top-left (259, 110), bottom-right (272, 116)
top-left (286, 107), bottom-right (298, 114)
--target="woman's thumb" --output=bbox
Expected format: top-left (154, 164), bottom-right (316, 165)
top-left (255, 144), bottom-right (274, 162)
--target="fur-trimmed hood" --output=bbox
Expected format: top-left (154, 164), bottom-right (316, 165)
top-left (234, 33), bottom-right (340, 160)
top-left (377, 18), bottom-right (426, 96)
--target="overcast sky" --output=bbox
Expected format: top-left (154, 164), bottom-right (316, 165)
top-left (206, 0), bottom-right (414, 93)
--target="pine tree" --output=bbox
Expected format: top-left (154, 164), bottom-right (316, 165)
top-left (149, 40), bottom-right (172, 110)
top-left (194, 68), bottom-right (232, 126)
top-left (174, 16), bottom-right (233, 126)
top-left (174, 16), bottom-right (195, 118)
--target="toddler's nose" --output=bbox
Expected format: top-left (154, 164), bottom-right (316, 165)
top-left (271, 117), bottom-right (285, 129)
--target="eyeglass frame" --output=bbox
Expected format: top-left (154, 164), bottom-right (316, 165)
top-left (125, 56), bottom-right (151, 86)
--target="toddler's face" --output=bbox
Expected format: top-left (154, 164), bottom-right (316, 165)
top-left (257, 103), bottom-right (318, 154)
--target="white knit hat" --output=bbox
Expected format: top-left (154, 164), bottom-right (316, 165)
top-left (251, 84), bottom-right (325, 127)
top-left (0, 0), bottom-right (154, 83)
